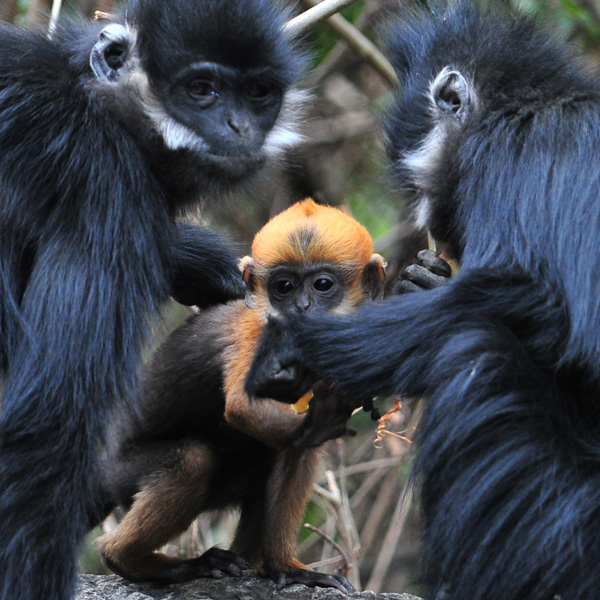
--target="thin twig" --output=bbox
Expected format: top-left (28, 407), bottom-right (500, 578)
top-left (366, 403), bottom-right (423, 591)
top-left (304, 523), bottom-right (352, 574)
top-left (48, 0), bottom-right (62, 36)
top-left (299, 0), bottom-right (399, 86)
top-left (306, 555), bottom-right (345, 570)
top-left (428, 230), bottom-right (438, 253)
top-left (366, 481), bottom-right (414, 592)
top-left (359, 469), bottom-right (399, 556)
top-left (285, 0), bottom-right (359, 35)
top-left (94, 11), bottom-right (113, 21)
top-left (349, 468), bottom-right (388, 510)
top-left (313, 482), bottom-right (341, 505)
top-left (375, 398), bottom-right (412, 448)
top-left (340, 454), bottom-right (406, 478)
top-left (307, 0), bottom-right (373, 86)
top-left (335, 443), bottom-right (362, 589)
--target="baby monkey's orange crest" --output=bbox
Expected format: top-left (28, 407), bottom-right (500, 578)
top-left (242, 199), bottom-right (386, 315)
top-left (251, 199), bottom-right (375, 269)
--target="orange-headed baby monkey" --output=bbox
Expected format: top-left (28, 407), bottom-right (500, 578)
top-left (97, 199), bottom-right (386, 592)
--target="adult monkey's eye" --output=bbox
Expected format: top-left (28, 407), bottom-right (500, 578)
top-left (313, 277), bottom-right (334, 292)
top-left (247, 82), bottom-right (271, 100)
top-left (275, 279), bottom-right (294, 295)
top-left (187, 79), bottom-right (218, 99)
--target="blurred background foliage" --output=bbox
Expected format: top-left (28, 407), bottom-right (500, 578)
top-left (2, 0), bottom-right (600, 594)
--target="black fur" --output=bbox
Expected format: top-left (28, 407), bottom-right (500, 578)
top-left (171, 223), bottom-right (245, 308)
top-left (246, 4), bottom-right (600, 599)
top-left (0, 1), bottom-right (302, 598)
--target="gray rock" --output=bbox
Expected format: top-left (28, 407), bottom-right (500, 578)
top-left (76, 574), bottom-right (422, 600)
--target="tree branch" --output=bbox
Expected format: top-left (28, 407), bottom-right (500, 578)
top-left (48, 0), bottom-right (62, 35)
top-left (294, 0), bottom-right (399, 86)
top-left (285, 0), bottom-right (360, 35)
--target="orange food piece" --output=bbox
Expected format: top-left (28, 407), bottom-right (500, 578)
top-left (291, 389), bottom-right (313, 414)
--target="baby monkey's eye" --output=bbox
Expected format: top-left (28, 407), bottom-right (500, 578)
top-left (275, 279), bottom-right (294, 295)
top-left (313, 277), bottom-right (334, 292)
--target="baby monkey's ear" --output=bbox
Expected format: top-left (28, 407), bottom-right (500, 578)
top-left (240, 255), bottom-right (257, 308)
top-left (363, 253), bottom-right (387, 300)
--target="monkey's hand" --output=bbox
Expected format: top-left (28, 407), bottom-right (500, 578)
top-left (290, 382), bottom-right (360, 448)
top-left (394, 248), bottom-right (452, 294)
top-left (171, 222), bottom-right (245, 307)
top-left (245, 317), bottom-right (316, 403)
top-left (262, 560), bottom-right (355, 593)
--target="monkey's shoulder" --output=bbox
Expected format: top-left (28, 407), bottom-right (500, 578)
top-left (127, 301), bottom-right (278, 451)
top-left (127, 301), bottom-right (245, 436)
top-left (0, 25), bottom-right (91, 91)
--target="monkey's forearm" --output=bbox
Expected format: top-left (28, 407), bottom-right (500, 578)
top-left (247, 269), bottom-right (564, 403)
top-left (224, 395), bottom-right (306, 448)
top-left (171, 223), bottom-right (244, 307)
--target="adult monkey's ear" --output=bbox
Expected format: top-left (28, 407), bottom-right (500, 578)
top-left (431, 67), bottom-right (473, 124)
top-left (90, 24), bottom-right (135, 83)
top-left (363, 254), bottom-right (387, 300)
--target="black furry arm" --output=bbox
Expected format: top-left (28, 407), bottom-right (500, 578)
top-left (171, 223), bottom-right (245, 307)
top-left (246, 268), bottom-right (566, 404)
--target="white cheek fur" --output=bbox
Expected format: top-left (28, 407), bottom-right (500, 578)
top-left (263, 87), bottom-right (309, 158)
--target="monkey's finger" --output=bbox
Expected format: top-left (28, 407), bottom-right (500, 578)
top-left (394, 278), bottom-right (424, 295)
top-left (417, 248), bottom-right (452, 276)
top-left (370, 406), bottom-right (381, 421)
top-left (402, 263), bottom-right (449, 290)
top-left (362, 398), bottom-right (381, 420)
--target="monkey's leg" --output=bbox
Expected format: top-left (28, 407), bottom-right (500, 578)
top-left (229, 492), bottom-right (268, 568)
top-left (262, 447), bottom-right (355, 593)
top-left (97, 443), bottom-right (246, 583)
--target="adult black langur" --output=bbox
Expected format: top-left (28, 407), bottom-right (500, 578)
top-left (0, 1), bottom-right (304, 599)
top-left (246, 4), bottom-right (600, 599)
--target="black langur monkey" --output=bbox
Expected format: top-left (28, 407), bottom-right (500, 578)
top-left (97, 199), bottom-right (386, 592)
top-left (246, 4), bottom-right (600, 600)
top-left (0, 1), bottom-right (304, 599)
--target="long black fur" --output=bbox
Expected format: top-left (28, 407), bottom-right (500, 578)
top-left (246, 4), bottom-right (600, 599)
top-left (0, 1), bottom-right (301, 598)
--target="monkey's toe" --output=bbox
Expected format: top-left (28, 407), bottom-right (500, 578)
top-left (264, 567), bottom-right (355, 594)
top-left (203, 547), bottom-right (249, 573)
top-left (145, 548), bottom-right (247, 583)
top-left (184, 547), bottom-right (248, 578)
